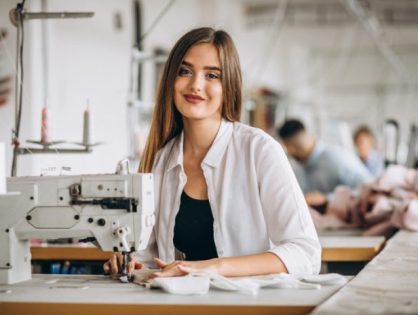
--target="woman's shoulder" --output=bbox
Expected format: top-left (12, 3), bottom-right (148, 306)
top-left (230, 122), bottom-right (289, 170)
top-left (232, 122), bottom-right (278, 147)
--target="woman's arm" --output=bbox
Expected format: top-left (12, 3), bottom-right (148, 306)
top-left (153, 252), bottom-right (287, 277)
top-left (253, 136), bottom-right (321, 275)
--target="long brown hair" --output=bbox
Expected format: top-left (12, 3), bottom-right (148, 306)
top-left (139, 27), bottom-right (242, 173)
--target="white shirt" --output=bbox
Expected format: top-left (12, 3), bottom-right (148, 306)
top-left (136, 120), bottom-right (321, 275)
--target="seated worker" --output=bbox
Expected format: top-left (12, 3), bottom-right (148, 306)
top-left (353, 126), bottom-right (384, 177)
top-left (277, 119), bottom-right (373, 212)
top-left (104, 28), bottom-right (320, 279)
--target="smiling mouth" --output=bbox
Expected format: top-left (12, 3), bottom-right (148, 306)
top-left (184, 94), bottom-right (205, 103)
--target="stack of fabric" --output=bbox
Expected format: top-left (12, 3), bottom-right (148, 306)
top-left (311, 165), bottom-right (418, 237)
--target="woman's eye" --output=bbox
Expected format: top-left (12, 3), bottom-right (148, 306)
top-left (207, 72), bottom-right (220, 80)
top-left (178, 68), bottom-right (191, 76)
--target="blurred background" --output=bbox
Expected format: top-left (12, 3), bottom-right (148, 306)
top-left (0, 0), bottom-right (417, 176)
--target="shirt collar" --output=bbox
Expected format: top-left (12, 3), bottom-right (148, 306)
top-left (165, 119), bottom-right (233, 172)
top-left (165, 132), bottom-right (184, 173)
top-left (202, 119), bottom-right (233, 167)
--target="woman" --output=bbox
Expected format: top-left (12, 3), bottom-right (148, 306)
top-left (105, 27), bottom-right (320, 278)
top-left (353, 126), bottom-right (384, 177)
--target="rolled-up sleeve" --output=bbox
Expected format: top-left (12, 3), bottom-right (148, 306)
top-left (256, 137), bottom-right (321, 274)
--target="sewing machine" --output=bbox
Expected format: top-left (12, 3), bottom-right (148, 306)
top-left (0, 173), bottom-right (155, 284)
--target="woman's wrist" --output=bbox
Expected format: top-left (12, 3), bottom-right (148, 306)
top-left (188, 258), bottom-right (224, 274)
top-left (210, 257), bottom-right (224, 274)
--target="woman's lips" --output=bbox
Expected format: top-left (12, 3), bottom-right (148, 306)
top-left (184, 94), bottom-right (205, 103)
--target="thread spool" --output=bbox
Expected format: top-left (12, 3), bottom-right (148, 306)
top-left (41, 106), bottom-right (49, 144)
top-left (83, 100), bottom-right (92, 145)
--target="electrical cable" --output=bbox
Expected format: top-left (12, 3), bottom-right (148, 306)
top-left (137, 0), bottom-right (175, 47)
top-left (16, 10), bottom-right (24, 140)
top-left (11, 0), bottom-right (26, 176)
top-left (247, 0), bottom-right (289, 86)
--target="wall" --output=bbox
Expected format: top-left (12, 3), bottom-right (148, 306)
top-left (0, 0), bottom-right (417, 177)
top-left (1, 0), bottom-right (133, 176)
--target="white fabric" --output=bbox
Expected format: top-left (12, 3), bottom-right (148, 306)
top-left (135, 120), bottom-right (321, 275)
top-left (151, 276), bottom-right (210, 295)
top-left (132, 270), bottom-right (346, 296)
top-left (300, 273), bottom-right (348, 286)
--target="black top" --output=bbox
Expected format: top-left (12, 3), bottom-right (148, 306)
top-left (173, 191), bottom-right (218, 261)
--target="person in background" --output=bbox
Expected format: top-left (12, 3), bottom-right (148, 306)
top-left (353, 126), bottom-right (384, 177)
top-left (277, 119), bottom-right (373, 212)
top-left (104, 28), bottom-right (320, 279)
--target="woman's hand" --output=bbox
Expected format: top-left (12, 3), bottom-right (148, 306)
top-left (103, 253), bottom-right (144, 275)
top-left (152, 257), bottom-right (220, 278)
top-left (151, 253), bottom-right (286, 278)
top-left (305, 191), bottom-right (327, 207)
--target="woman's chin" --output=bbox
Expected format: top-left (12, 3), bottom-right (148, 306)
top-left (181, 112), bottom-right (220, 122)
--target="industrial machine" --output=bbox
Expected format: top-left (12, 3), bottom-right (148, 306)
top-left (0, 173), bottom-right (155, 284)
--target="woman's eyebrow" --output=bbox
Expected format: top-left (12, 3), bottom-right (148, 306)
top-left (182, 60), bottom-right (221, 72)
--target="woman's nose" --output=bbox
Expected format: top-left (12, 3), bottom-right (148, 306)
top-left (189, 74), bottom-right (203, 92)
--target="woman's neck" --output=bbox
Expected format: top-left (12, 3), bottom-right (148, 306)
top-left (183, 118), bottom-right (221, 158)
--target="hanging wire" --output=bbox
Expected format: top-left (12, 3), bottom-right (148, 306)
top-left (137, 0), bottom-right (175, 47)
top-left (11, 0), bottom-right (26, 176)
top-left (247, 0), bottom-right (289, 86)
top-left (16, 7), bottom-right (25, 140)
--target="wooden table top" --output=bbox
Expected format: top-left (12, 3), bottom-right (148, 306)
top-left (31, 244), bottom-right (113, 261)
top-left (30, 235), bottom-right (386, 263)
top-left (319, 236), bottom-right (386, 262)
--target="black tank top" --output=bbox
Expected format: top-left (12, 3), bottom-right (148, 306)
top-left (173, 191), bottom-right (218, 261)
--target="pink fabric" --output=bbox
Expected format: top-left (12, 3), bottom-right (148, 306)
top-left (310, 165), bottom-right (418, 235)
top-left (326, 186), bottom-right (353, 221)
top-left (364, 196), bottom-right (400, 226)
top-left (375, 165), bottom-right (418, 192)
top-left (391, 188), bottom-right (417, 200)
top-left (309, 208), bottom-right (353, 230)
top-left (362, 220), bottom-right (397, 238)
top-left (391, 199), bottom-right (418, 231)
top-left (358, 183), bottom-right (376, 215)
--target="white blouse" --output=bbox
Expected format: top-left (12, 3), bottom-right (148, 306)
top-left (136, 119), bottom-right (321, 275)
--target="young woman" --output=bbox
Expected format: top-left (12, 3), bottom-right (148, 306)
top-left (104, 27), bottom-right (320, 278)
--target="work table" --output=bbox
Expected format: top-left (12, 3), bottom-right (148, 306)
top-left (0, 273), bottom-right (347, 315)
top-left (319, 235), bottom-right (385, 262)
top-left (312, 230), bottom-right (418, 314)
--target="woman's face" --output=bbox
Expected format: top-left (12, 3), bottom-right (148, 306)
top-left (174, 43), bottom-right (223, 123)
top-left (355, 133), bottom-right (373, 159)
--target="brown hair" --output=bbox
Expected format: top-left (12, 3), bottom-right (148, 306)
top-left (353, 126), bottom-right (374, 143)
top-left (138, 27), bottom-right (242, 173)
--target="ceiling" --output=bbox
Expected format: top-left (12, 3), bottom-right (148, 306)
top-left (243, 0), bottom-right (418, 27)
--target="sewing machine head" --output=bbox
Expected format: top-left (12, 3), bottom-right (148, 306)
top-left (0, 173), bottom-right (155, 284)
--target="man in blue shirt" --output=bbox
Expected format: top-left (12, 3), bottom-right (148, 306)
top-left (277, 119), bottom-right (373, 211)
top-left (353, 126), bottom-right (384, 177)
